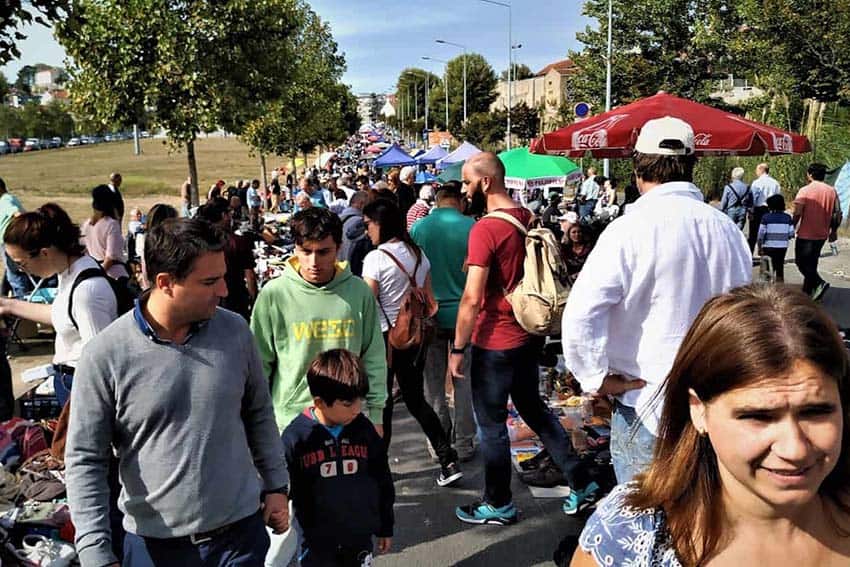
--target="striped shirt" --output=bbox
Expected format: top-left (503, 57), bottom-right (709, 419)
top-left (758, 211), bottom-right (795, 248)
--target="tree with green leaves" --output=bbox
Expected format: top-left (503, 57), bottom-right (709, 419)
top-left (239, 6), bottom-right (351, 174)
top-left (570, 0), bottom-right (742, 109)
top-left (462, 109), bottom-right (506, 151)
top-left (445, 54), bottom-right (497, 133)
top-left (0, 1), bottom-right (70, 65)
top-left (511, 101), bottom-right (540, 145)
top-left (55, 0), bottom-right (306, 205)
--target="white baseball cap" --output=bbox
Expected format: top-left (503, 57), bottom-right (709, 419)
top-left (634, 116), bottom-right (695, 156)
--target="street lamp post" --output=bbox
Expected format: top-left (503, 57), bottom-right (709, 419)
top-left (436, 39), bottom-right (468, 125)
top-left (423, 56), bottom-right (450, 133)
top-left (476, 0), bottom-right (512, 149)
top-left (511, 43), bottom-right (522, 108)
top-left (604, 0), bottom-right (613, 177)
top-left (409, 70), bottom-right (430, 143)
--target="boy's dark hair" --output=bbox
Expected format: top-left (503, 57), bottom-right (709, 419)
top-left (196, 197), bottom-right (230, 224)
top-left (808, 162), bottom-right (827, 181)
top-left (307, 349), bottom-right (369, 406)
top-left (145, 218), bottom-right (226, 284)
top-left (290, 207), bottom-right (342, 246)
top-left (766, 193), bottom-right (786, 212)
top-left (633, 153), bottom-right (697, 184)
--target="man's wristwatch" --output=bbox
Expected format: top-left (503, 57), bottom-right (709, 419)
top-left (451, 345), bottom-right (468, 355)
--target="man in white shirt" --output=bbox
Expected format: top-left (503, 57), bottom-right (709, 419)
top-left (748, 162), bottom-right (782, 253)
top-left (561, 116), bottom-right (751, 484)
top-left (578, 167), bottom-right (599, 220)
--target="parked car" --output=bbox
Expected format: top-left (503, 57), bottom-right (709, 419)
top-left (0, 141), bottom-right (10, 155)
top-left (40, 139), bottom-right (53, 150)
top-left (23, 138), bottom-right (41, 151)
top-left (140, 130), bottom-right (151, 138)
top-left (67, 137), bottom-right (81, 147)
top-left (50, 137), bottom-right (63, 148)
top-left (8, 138), bottom-right (23, 153)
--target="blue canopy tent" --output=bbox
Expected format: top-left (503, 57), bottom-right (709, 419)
top-left (416, 145), bottom-right (449, 165)
top-left (373, 143), bottom-right (416, 168)
top-left (415, 171), bottom-right (438, 184)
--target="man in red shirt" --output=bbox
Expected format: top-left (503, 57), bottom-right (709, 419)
top-left (450, 152), bottom-right (589, 526)
top-left (793, 163), bottom-right (839, 300)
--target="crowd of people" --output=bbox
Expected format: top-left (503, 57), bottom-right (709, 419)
top-left (0, 116), bottom-right (845, 567)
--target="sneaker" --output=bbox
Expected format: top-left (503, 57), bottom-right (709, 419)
top-left (437, 462), bottom-right (463, 487)
top-left (562, 481), bottom-right (600, 515)
top-left (455, 501), bottom-right (518, 525)
top-left (812, 282), bottom-right (830, 302)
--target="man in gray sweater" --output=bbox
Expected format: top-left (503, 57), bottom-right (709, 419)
top-left (66, 218), bottom-right (289, 567)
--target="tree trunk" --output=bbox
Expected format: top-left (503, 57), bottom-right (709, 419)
top-left (259, 153), bottom-right (268, 189)
top-left (187, 138), bottom-right (200, 207)
top-left (133, 123), bottom-right (141, 156)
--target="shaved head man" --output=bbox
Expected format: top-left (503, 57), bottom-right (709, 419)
top-left (453, 151), bottom-right (588, 526)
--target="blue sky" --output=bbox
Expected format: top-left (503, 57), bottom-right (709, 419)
top-left (2, 1), bottom-right (591, 95)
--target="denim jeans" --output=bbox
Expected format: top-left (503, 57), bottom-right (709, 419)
top-left (54, 371), bottom-right (74, 408)
top-left (123, 510), bottom-right (269, 567)
top-left (423, 328), bottom-right (475, 456)
top-left (471, 341), bottom-right (582, 507)
top-left (795, 238), bottom-right (826, 294)
top-left (725, 206), bottom-right (747, 230)
top-left (578, 199), bottom-right (597, 221)
top-left (382, 334), bottom-right (457, 467)
top-left (610, 401), bottom-right (657, 483)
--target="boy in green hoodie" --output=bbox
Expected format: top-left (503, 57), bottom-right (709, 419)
top-left (251, 208), bottom-right (388, 433)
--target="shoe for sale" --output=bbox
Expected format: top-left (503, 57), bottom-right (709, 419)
top-left (437, 462), bottom-right (464, 487)
top-left (455, 500), bottom-right (518, 526)
top-left (812, 282), bottom-right (830, 302)
top-left (518, 449), bottom-right (551, 472)
top-left (562, 481), bottom-right (600, 515)
top-left (519, 462), bottom-right (567, 487)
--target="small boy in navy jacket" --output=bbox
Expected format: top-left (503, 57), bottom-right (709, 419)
top-left (282, 349), bottom-right (394, 567)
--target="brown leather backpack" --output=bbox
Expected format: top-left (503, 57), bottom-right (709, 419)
top-left (379, 249), bottom-right (437, 351)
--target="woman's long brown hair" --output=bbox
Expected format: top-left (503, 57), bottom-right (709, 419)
top-left (627, 284), bottom-right (850, 565)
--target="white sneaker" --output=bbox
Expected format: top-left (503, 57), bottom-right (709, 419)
top-left (18, 534), bottom-right (76, 567)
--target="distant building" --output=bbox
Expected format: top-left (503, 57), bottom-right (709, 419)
top-left (356, 93), bottom-right (387, 125)
top-left (710, 74), bottom-right (764, 106)
top-left (40, 89), bottom-right (70, 105)
top-left (33, 66), bottom-right (64, 92)
top-left (491, 59), bottom-right (578, 126)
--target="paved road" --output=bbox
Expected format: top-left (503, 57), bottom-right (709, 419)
top-left (377, 405), bottom-right (584, 567)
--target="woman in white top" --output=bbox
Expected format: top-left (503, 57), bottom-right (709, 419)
top-left (81, 184), bottom-right (129, 281)
top-left (361, 198), bottom-right (463, 487)
top-left (0, 203), bottom-right (117, 407)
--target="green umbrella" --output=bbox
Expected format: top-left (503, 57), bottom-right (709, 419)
top-left (498, 146), bottom-right (580, 191)
top-left (437, 160), bottom-right (464, 183)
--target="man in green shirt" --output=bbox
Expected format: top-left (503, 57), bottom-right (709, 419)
top-left (410, 184), bottom-right (476, 460)
top-left (0, 178), bottom-right (30, 298)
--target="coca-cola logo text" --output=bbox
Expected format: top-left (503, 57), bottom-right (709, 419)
top-left (694, 133), bottom-right (712, 146)
top-left (571, 114), bottom-right (629, 149)
top-left (772, 133), bottom-right (792, 153)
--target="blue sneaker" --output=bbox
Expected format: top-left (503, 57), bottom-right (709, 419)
top-left (562, 482), bottom-right (600, 515)
top-left (455, 501), bottom-right (518, 525)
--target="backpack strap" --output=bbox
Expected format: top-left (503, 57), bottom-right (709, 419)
top-left (68, 267), bottom-right (108, 331)
top-left (380, 248), bottom-right (420, 288)
top-left (485, 211), bottom-right (529, 236)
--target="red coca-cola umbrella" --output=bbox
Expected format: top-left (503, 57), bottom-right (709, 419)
top-left (530, 92), bottom-right (811, 158)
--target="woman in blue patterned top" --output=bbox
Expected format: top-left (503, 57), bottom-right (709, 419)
top-left (572, 284), bottom-right (850, 566)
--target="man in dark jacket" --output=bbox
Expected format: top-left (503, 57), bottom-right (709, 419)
top-left (337, 191), bottom-right (372, 277)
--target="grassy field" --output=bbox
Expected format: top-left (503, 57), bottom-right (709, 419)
top-left (0, 136), bottom-right (302, 224)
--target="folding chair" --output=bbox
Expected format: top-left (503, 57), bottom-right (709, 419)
top-left (6, 275), bottom-right (57, 353)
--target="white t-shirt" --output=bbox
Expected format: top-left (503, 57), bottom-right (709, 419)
top-left (362, 240), bottom-right (430, 332)
top-left (52, 255), bottom-right (118, 366)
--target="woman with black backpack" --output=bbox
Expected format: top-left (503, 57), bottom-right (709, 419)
top-left (0, 203), bottom-right (118, 406)
top-left (361, 198), bottom-right (463, 488)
